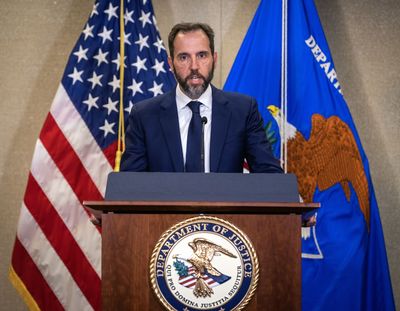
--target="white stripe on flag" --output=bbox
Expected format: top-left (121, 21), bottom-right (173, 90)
top-left (30, 139), bottom-right (101, 276)
top-left (17, 204), bottom-right (93, 311)
top-left (180, 275), bottom-right (218, 289)
top-left (50, 84), bottom-right (112, 196)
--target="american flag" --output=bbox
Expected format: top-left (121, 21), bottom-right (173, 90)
top-left (177, 266), bottom-right (231, 289)
top-left (9, 0), bottom-right (175, 310)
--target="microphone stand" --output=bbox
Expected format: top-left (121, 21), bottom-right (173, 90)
top-left (201, 116), bottom-right (208, 173)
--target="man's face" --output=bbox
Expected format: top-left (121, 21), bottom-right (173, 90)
top-left (168, 30), bottom-right (217, 99)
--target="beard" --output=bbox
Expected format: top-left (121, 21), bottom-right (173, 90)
top-left (173, 62), bottom-right (215, 99)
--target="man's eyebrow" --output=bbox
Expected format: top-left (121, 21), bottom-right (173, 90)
top-left (176, 50), bottom-right (209, 55)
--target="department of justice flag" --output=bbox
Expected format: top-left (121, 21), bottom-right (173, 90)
top-left (224, 0), bottom-right (395, 310)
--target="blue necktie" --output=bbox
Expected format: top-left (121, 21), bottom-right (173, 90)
top-left (185, 101), bottom-right (202, 172)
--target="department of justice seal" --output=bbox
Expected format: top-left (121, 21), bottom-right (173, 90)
top-left (150, 216), bottom-right (259, 311)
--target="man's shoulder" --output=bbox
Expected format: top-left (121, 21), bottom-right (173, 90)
top-left (134, 90), bottom-right (175, 112)
top-left (212, 86), bottom-right (254, 103)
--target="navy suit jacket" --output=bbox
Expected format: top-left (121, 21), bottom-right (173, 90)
top-left (120, 86), bottom-right (282, 173)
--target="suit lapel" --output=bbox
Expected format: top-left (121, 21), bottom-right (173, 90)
top-left (159, 91), bottom-right (185, 172)
top-left (210, 87), bottom-right (231, 172)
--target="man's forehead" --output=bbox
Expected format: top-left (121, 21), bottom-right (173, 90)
top-left (174, 29), bottom-right (209, 43)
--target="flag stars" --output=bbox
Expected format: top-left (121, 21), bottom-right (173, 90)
top-left (118, 32), bottom-right (132, 46)
top-left (99, 119), bottom-right (116, 137)
top-left (135, 33), bottom-right (149, 51)
top-left (90, 2), bottom-right (99, 17)
top-left (152, 59), bottom-right (166, 76)
top-left (132, 55), bottom-right (147, 74)
top-left (82, 23), bottom-right (94, 40)
top-left (103, 98), bottom-right (118, 115)
top-left (148, 81), bottom-right (163, 97)
top-left (152, 15), bottom-right (160, 32)
top-left (139, 10), bottom-right (152, 28)
top-left (68, 67), bottom-right (84, 85)
top-left (98, 26), bottom-right (113, 44)
top-left (112, 53), bottom-right (127, 71)
top-left (108, 75), bottom-right (120, 93)
top-left (153, 37), bottom-right (165, 53)
top-left (83, 94), bottom-right (99, 111)
top-left (87, 71), bottom-right (103, 89)
top-left (93, 48), bottom-right (109, 66)
top-left (124, 9), bottom-right (134, 25)
top-left (125, 101), bottom-right (134, 114)
top-left (104, 3), bottom-right (118, 21)
top-left (128, 79), bottom-right (143, 96)
top-left (73, 45), bottom-right (88, 63)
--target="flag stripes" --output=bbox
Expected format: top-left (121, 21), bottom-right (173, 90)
top-left (17, 205), bottom-right (95, 310)
top-left (50, 85), bottom-right (112, 195)
top-left (178, 267), bottom-right (218, 289)
top-left (29, 139), bottom-right (102, 276)
top-left (24, 174), bottom-right (101, 303)
top-left (17, 116), bottom-right (103, 309)
top-left (39, 113), bottom-right (104, 203)
top-left (11, 241), bottom-right (62, 311)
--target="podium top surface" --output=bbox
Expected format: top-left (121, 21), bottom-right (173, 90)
top-left (105, 172), bottom-right (300, 202)
top-left (84, 200), bottom-right (319, 215)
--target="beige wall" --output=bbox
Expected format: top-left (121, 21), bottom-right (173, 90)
top-left (0, 0), bottom-right (398, 309)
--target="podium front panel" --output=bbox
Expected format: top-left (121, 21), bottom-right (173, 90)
top-left (102, 213), bottom-right (301, 311)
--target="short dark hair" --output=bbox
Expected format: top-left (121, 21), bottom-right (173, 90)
top-left (168, 22), bottom-right (215, 59)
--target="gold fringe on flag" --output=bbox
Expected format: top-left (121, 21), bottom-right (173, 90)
top-left (8, 266), bottom-right (41, 311)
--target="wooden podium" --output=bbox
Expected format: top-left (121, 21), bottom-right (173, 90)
top-left (85, 173), bottom-right (318, 311)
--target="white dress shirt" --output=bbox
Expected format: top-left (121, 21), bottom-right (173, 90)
top-left (176, 84), bottom-right (212, 172)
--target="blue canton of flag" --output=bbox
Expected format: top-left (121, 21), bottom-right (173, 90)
top-left (62, 0), bottom-right (176, 157)
top-left (224, 0), bottom-right (395, 310)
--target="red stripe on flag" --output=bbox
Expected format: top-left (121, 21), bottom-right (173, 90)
top-left (11, 238), bottom-right (64, 311)
top-left (180, 279), bottom-right (196, 288)
top-left (102, 139), bottom-right (117, 168)
top-left (24, 174), bottom-right (101, 310)
top-left (39, 114), bottom-right (104, 202)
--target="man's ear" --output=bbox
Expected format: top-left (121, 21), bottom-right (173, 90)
top-left (168, 56), bottom-right (173, 70)
top-left (213, 52), bottom-right (218, 66)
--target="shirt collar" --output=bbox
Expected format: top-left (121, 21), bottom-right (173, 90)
top-left (176, 84), bottom-right (212, 110)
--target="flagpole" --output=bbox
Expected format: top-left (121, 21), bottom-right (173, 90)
top-left (115, 0), bottom-right (126, 172)
top-left (280, 0), bottom-right (288, 173)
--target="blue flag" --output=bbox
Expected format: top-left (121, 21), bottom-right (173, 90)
top-left (224, 0), bottom-right (395, 310)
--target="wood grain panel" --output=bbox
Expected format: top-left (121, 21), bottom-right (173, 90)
top-left (102, 213), bottom-right (300, 311)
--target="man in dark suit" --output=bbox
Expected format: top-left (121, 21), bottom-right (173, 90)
top-left (120, 22), bottom-right (282, 173)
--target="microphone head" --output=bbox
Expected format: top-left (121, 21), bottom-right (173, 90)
top-left (201, 116), bottom-right (208, 124)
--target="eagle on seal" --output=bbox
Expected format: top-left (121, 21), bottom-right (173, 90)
top-left (268, 105), bottom-right (370, 228)
top-left (187, 238), bottom-right (236, 298)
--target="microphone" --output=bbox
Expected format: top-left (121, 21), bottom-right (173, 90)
top-left (201, 117), bottom-right (208, 172)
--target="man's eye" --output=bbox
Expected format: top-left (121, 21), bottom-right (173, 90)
top-left (198, 52), bottom-right (207, 58)
top-left (178, 55), bottom-right (188, 62)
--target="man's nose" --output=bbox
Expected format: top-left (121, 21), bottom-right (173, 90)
top-left (189, 56), bottom-right (199, 70)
